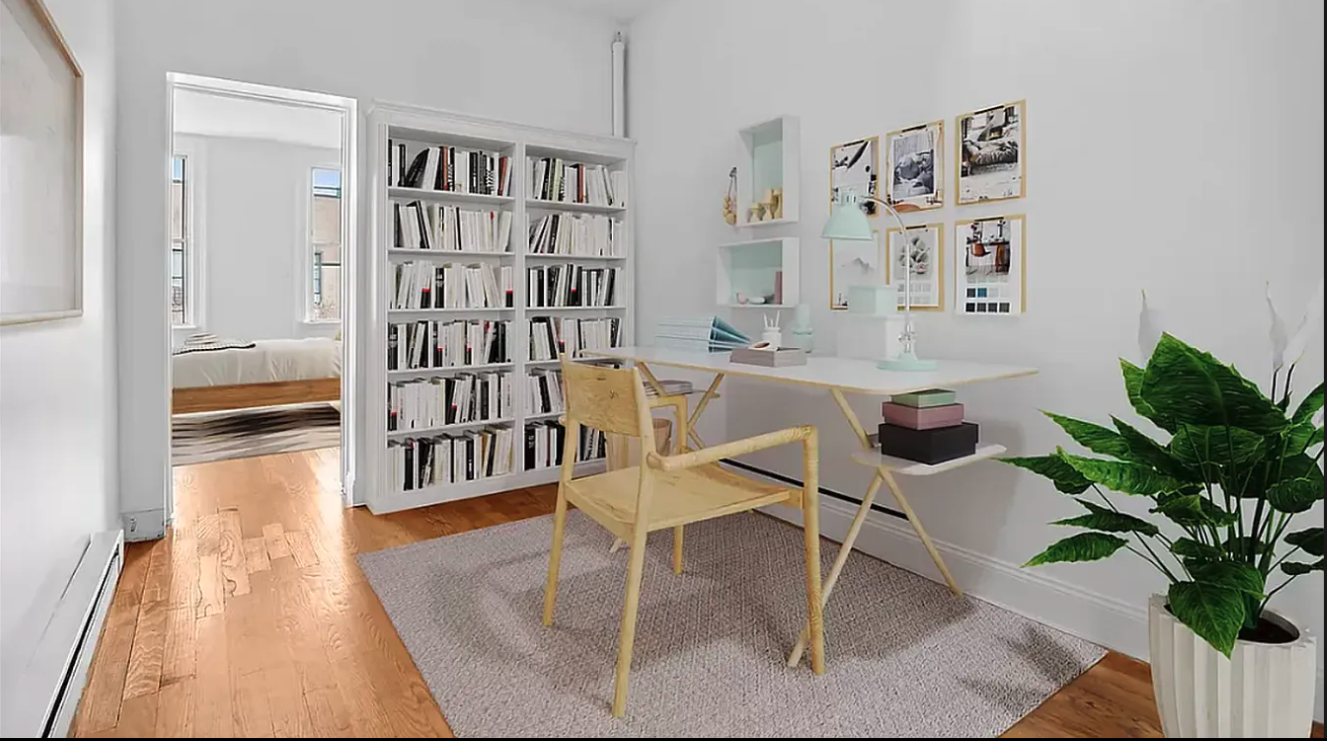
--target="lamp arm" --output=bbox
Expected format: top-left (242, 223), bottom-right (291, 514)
top-left (857, 195), bottom-right (922, 355)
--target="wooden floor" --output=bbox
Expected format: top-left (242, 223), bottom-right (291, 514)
top-left (67, 448), bottom-right (1310, 738)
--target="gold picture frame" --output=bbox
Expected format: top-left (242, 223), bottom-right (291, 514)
top-left (884, 120), bottom-right (944, 212)
top-left (954, 214), bottom-right (1027, 316)
top-left (884, 223), bottom-right (945, 311)
top-left (956, 99), bottom-right (1025, 206)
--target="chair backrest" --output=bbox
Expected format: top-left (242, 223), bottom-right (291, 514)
top-left (560, 359), bottom-right (655, 450)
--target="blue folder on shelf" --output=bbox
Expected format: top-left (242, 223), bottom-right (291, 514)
top-left (654, 316), bottom-right (751, 352)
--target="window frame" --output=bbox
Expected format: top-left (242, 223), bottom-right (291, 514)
top-left (302, 164), bottom-right (343, 325)
top-left (170, 137), bottom-right (206, 329)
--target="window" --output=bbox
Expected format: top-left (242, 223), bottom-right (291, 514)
top-left (170, 155), bottom-right (191, 326)
top-left (309, 167), bottom-right (342, 322)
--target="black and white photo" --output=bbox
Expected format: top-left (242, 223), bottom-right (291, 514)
top-left (957, 100), bottom-right (1025, 205)
top-left (885, 121), bottom-right (943, 211)
top-left (830, 137), bottom-right (879, 216)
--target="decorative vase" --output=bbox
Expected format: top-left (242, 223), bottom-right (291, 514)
top-left (789, 303), bottom-right (814, 353)
top-left (1148, 594), bottom-right (1317, 738)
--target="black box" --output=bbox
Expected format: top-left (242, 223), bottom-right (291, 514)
top-left (877, 422), bottom-right (978, 465)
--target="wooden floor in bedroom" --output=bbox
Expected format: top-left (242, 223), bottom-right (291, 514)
top-left (70, 448), bottom-right (1321, 738)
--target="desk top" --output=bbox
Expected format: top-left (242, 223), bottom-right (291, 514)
top-left (589, 346), bottom-right (1037, 396)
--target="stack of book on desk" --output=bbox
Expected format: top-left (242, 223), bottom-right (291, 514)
top-left (878, 389), bottom-right (977, 464)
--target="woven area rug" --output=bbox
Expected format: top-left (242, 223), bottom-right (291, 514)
top-left (171, 402), bottom-right (340, 466)
top-left (358, 511), bottom-right (1104, 737)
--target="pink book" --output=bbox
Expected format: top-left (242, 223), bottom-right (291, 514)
top-left (881, 402), bottom-right (965, 430)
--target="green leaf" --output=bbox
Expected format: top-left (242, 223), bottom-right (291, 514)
top-left (1151, 494), bottom-right (1239, 528)
top-left (1168, 581), bottom-right (1245, 657)
top-left (1309, 427), bottom-right (1324, 451)
top-left (1188, 561), bottom-right (1266, 596)
top-left (1170, 425), bottom-right (1266, 467)
top-left (1052, 500), bottom-right (1160, 536)
top-left (1024, 532), bottom-right (1129, 567)
top-left (1112, 417), bottom-right (1197, 479)
top-left (1281, 559), bottom-right (1325, 576)
top-left (1239, 452), bottom-right (1323, 499)
top-left (1267, 477), bottom-right (1324, 514)
top-left (1122, 359), bottom-right (1175, 432)
top-left (1172, 537), bottom-right (1225, 562)
top-left (1224, 536), bottom-right (1270, 555)
top-left (1141, 334), bottom-right (1287, 434)
top-left (1285, 527), bottom-right (1325, 557)
top-left (1044, 412), bottom-right (1133, 459)
top-left (1292, 382), bottom-right (1324, 427)
top-left (1000, 455), bottom-right (1092, 495)
top-left (1059, 451), bottom-right (1191, 497)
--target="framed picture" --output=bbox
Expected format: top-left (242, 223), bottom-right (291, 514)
top-left (955, 215), bottom-right (1026, 316)
top-left (830, 137), bottom-right (879, 216)
top-left (1, 0), bottom-right (83, 325)
top-left (885, 120), bottom-right (944, 212)
top-left (956, 100), bottom-right (1024, 205)
top-left (829, 229), bottom-right (882, 311)
top-left (885, 223), bottom-right (944, 311)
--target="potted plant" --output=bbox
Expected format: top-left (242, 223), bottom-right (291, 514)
top-left (1004, 331), bottom-right (1323, 738)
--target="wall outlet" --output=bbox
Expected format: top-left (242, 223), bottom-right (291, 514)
top-left (121, 509), bottom-right (166, 542)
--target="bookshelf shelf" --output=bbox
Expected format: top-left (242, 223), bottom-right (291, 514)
top-left (388, 187), bottom-right (514, 207)
top-left (366, 103), bottom-right (634, 514)
top-left (526, 198), bottom-right (626, 215)
top-left (525, 411), bottom-right (565, 422)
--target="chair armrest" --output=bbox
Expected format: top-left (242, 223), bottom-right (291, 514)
top-left (645, 426), bottom-right (816, 472)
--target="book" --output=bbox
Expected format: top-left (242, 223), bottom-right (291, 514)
top-left (655, 316), bottom-right (749, 352)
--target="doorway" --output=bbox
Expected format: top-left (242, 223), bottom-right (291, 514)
top-left (165, 73), bottom-right (358, 515)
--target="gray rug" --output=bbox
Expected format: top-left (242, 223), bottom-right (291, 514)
top-left (358, 511), bottom-right (1104, 737)
top-left (171, 402), bottom-right (340, 466)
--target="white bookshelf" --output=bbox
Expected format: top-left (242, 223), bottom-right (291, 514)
top-left (716, 238), bottom-right (800, 308)
top-left (365, 103), bottom-right (633, 514)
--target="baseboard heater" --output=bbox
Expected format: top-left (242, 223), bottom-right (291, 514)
top-left (0, 531), bottom-right (124, 738)
top-left (720, 458), bottom-right (907, 522)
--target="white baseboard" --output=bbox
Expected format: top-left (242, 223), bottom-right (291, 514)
top-left (762, 498), bottom-right (1325, 723)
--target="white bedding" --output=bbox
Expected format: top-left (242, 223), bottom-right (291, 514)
top-left (173, 338), bottom-right (342, 388)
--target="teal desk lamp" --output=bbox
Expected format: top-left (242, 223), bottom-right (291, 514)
top-left (822, 190), bottom-right (938, 371)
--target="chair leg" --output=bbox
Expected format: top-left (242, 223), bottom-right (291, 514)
top-left (801, 431), bottom-right (826, 675)
top-left (542, 482), bottom-right (570, 627)
top-left (672, 526), bottom-right (684, 574)
top-left (612, 527), bottom-right (649, 717)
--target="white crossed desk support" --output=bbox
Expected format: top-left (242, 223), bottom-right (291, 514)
top-left (589, 347), bottom-right (1036, 669)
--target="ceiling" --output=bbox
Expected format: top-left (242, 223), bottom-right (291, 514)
top-left (172, 89), bottom-right (344, 150)
top-left (530, 0), bottom-right (665, 22)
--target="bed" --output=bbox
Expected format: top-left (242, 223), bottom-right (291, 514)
top-left (172, 338), bottom-right (342, 414)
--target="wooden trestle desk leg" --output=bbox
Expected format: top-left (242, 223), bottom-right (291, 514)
top-left (786, 388), bottom-right (963, 668)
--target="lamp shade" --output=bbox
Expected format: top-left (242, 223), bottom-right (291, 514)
top-left (821, 193), bottom-right (874, 241)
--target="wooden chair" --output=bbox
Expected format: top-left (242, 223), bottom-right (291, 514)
top-left (542, 359), bottom-right (825, 717)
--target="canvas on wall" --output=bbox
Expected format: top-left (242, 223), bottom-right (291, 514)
top-left (1, 0), bottom-right (83, 324)
top-left (830, 137), bottom-right (879, 216)
top-left (957, 100), bottom-right (1024, 205)
top-left (829, 229), bottom-right (882, 311)
top-left (956, 214), bottom-right (1025, 316)
top-left (885, 121), bottom-right (943, 212)
top-left (885, 223), bottom-right (944, 311)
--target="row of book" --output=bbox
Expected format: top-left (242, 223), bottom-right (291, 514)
top-left (388, 426), bottom-right (515, 492)
top-left (527, 369), bottom-right (565, 416)
top-left (393, 202), bottom-right (513, 253)
top-left (529, 317), bottom-right (623, 361)
top-left (527, 265), bottom-right (621, 308)
top-left (387, 320), bottom-right (511, 371)
top-left (527, 213), bottom-right (622, 257)
top-left (387, 372), bottom-right (514, 431)
top-left (389, 141), bottom-right (513, 196)
top-left (525, 422), bottom-right (606, 471)
top-left (528, 158), bottom-right (626, 206)
top-left (391, 261), bottom-right (515, 310)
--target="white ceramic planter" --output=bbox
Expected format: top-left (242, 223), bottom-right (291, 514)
top-left (1149, 594), bottom-right (1317, 737)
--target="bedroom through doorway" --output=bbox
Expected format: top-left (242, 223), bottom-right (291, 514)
top-left (166, 75), bottom-right (357, 508)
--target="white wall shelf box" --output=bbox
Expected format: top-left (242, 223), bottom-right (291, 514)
top-left (365, 102), bottom-right (635, 514)
top-left (717, 238), bottom-right (800, 308)
top-left (736, 116), bottom-right (800, 227)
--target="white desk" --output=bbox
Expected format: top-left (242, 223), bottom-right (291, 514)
top-left (590, 346), bottom-right (1037, 667)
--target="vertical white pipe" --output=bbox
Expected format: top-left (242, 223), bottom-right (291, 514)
top-left (611, 33), bottom-right (626, 137)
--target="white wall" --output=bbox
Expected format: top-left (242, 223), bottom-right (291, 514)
top-left (1, 0), bottom-right (118, 692)
top-left (628, 0), bottom-right (1324, 707)
top-left (116, 0), bottom-right (621, 527)
top-left (172, 135), bottom-right (341, 345)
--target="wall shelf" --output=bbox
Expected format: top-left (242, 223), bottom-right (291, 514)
top-left (736, 115), bottom-right (800, 228)
top-left (716, 238), bottom-right (800, 308)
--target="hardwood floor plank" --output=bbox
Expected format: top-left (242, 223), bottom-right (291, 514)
top-left (160, 605), bottom-right (197, 684)
top-left (122, 599), bottom-right (167, 700)
top-left (114, 542), bottom-right (152, 609)
top-left (154, 679), bottom-right (195, 736)
top-left (167, 537), bottom-right (200, 611)
top-left (219, 508), bottom-right (252, 598)
top-left (140, 537), bottom-right (173, 605)
top-left (109, 694), bottom-right (159, 737)
top-left (192, 614), bottom-right (234, 738)
top-left (284, 529), bottom-right (320, 568)
top-left (243, 536), bottom-right (271, 573)
top-left (264, 522), bottom-right (293, 560)
top-left (74, 598), bottom-right (139, 734)
top-left (196, 553), bottom-right (224, 619)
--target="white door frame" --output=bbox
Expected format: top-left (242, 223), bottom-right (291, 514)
top-left (164, 73), bottom-right (360, 514)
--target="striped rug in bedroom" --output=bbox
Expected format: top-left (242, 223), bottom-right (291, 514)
top-left (172, 402), bottom-right (340, 466)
